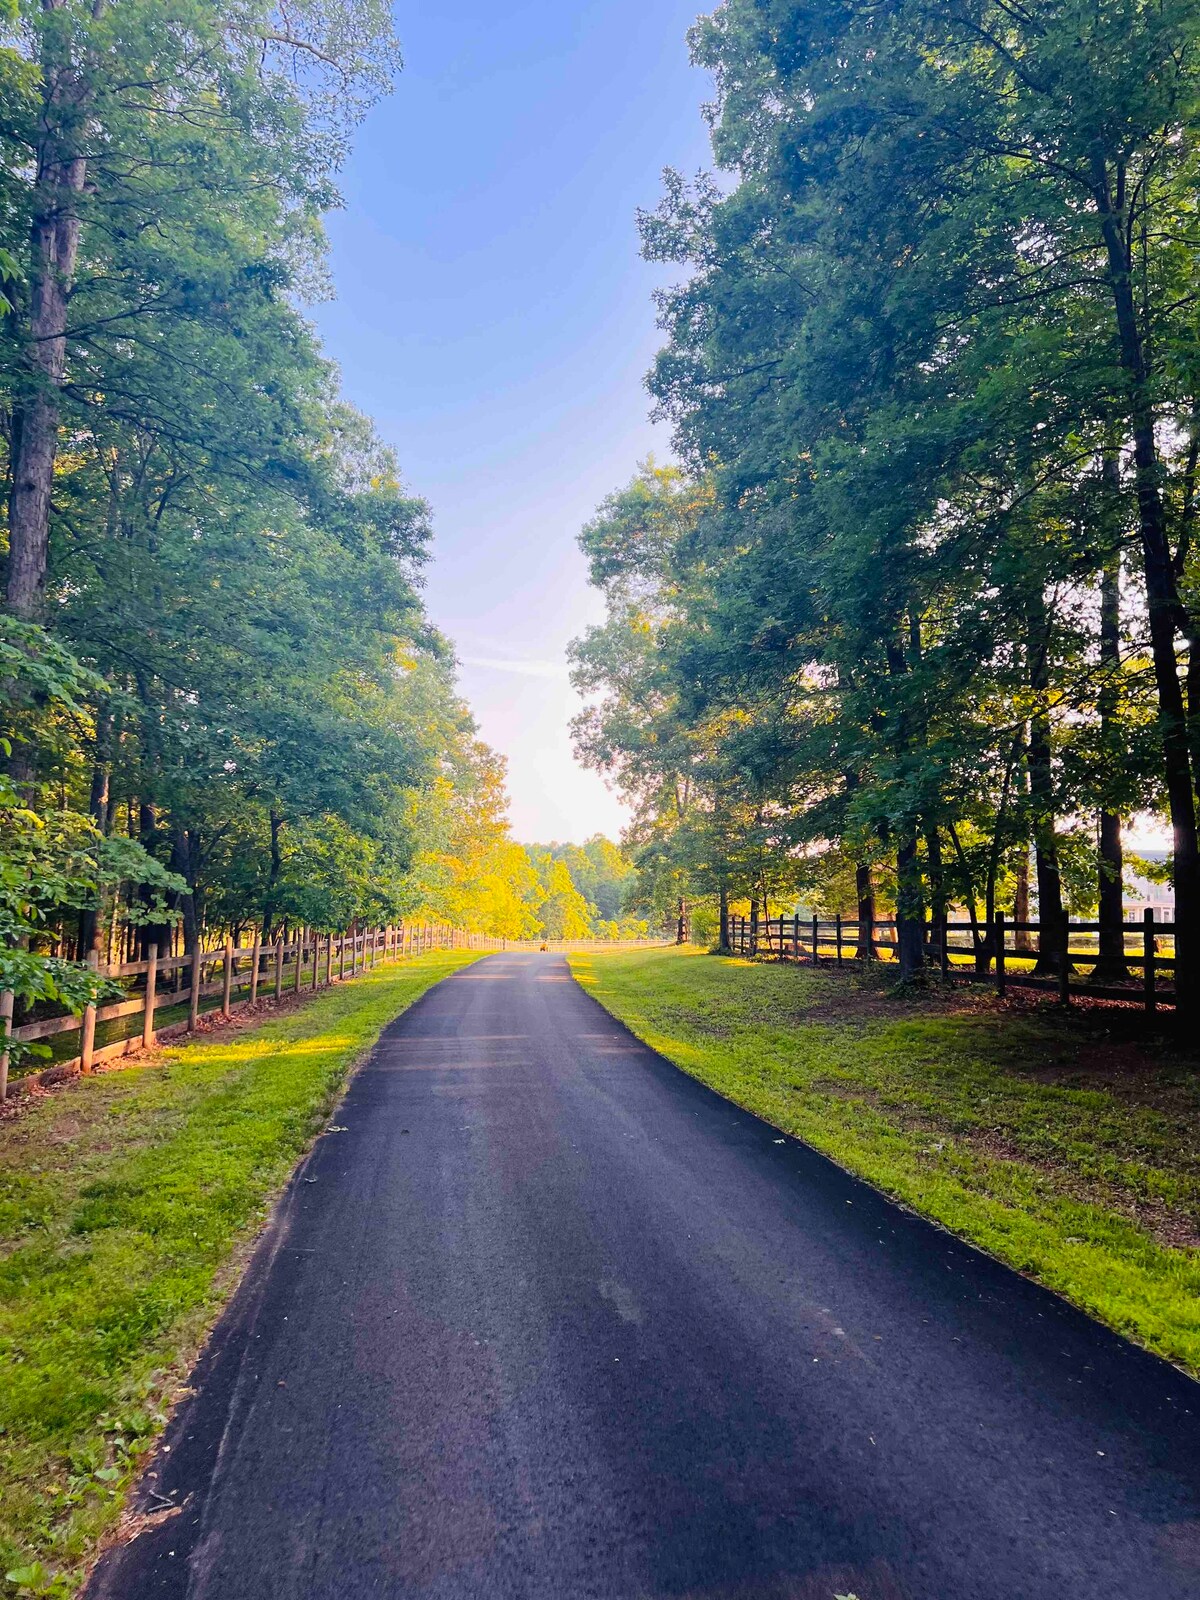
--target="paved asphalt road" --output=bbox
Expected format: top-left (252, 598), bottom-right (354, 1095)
top-left (89, 951), bottom-right (1200, 1600)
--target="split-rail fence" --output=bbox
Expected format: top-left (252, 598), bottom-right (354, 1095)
top-left (728, 909), bottom-right (1176, 1012)
top-left (0, 927), bottom-right (669, 1102)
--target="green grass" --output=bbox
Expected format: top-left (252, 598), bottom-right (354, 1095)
top-left (0, 950), bottom-right (479, 1598)
top-left (570, 946), bottom-right (1200, 1377)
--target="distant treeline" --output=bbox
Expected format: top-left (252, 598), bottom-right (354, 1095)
top-left (522, 838), bottom-right (649, 941)
top-left (572, 0), bottom-right (1200, 994)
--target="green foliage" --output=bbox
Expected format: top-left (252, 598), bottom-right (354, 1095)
top-left (0, 0), bottom-right (539, 974)
top-left (0, 632), bottom-right (185, 1070)
top-left (522, 837), bottom-right (649, 940)
top-left (574, 0), bottom-right (1200, 977)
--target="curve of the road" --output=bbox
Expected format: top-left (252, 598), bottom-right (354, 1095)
top-left (88, 951), bottom-right (1200, 1600)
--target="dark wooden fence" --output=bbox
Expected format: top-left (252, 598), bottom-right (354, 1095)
top-left (0, 925), bottom-right (673, 1101)
top-left (1, 923), bottom-right (454, 1098)
top-left (728, 909), bottom-right (1176, 1012)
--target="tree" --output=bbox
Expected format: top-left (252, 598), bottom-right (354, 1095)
top-left (572, 0), bottom-right (1194, 996)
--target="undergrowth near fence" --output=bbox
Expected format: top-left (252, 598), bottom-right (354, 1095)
top-left (570, 946), bottom-right (1200, 1376)
top-left (0, 948), bottom-right (481, 1598)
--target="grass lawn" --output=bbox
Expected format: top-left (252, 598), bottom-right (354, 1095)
top-left (0, 950), bottom-right (480, 1599)
top-left (570, 945), bottom-right (1200, 1377)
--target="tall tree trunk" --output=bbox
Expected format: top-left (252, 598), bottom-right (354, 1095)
top-left (855, 862), bottom-right (877, 960)
top-left (260, 807), bottom-right (284, 939)
top-left (1013, 848), bottom-right (1032, 952)
top-left (887, 632), bottom-right (925, 980)
top-left (75, 709), bottom-right (112, 957)
top-left (6, 4), bottom-right (92, 618)
top-left (896, 835), bottom-right (925, 980)
top-left (1027, 590), bottom-right (1066, 975)
top-left (925, 824), bottom-right (946, 969)
top-left (718, 883), bottom-right (729, 952)
top-left (675, 897), bottom-right (689, 945)
top-left (138, 800), bottom-right (173, 961)
top-left (170, 824), bottom-right (198, 956)
top-left (1093, 158), bottom-right (1200, 1009)
top-left (1095, 491), bottom-right (1131, 982)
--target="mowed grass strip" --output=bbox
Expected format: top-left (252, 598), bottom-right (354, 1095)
top-left (570, 946), bottom-right (1200, 1376)
top-left (0, 949), bottom-right (480, 1597)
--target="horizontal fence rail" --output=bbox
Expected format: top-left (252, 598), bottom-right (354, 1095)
top-left (0, 926), bottom-right (671, 1100)
top-left (727, 909), bottom-right (1177, 1013)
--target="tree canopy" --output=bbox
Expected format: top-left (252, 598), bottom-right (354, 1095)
top-left (0, 1), bottom-right (648, 1072)
top-left (574, 0), bottom-right (1200, 995)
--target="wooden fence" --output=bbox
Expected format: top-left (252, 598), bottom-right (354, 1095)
top-left (728, 909), bottom-right (1177, 1012)
top-left (0, 927), bottom-right (672, 1101)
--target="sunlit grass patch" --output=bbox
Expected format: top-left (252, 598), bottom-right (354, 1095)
top-left (570, 946), bottom-right (1200, 1376)
top-left (0, 950), bottom-right (479, 1597)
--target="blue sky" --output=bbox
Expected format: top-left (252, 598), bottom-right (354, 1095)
top-left (312, 1), bottom-right (713, 842)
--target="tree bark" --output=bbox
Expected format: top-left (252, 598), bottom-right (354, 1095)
top-left (170, 824), bottom-right (198, 957)
top-left (1027, 590), bottom-right (1066, 975)
top-left (896, 835), bottom-right (925, 980)
top-left (6, 3), bottom-right (92, 618)
top-left (718, 883), bottom-right (729, 952)
top-left (855, 862), bottom-right (877, 960)
top-left (886, 632), bottom-right (925, 980)
top-left (1095, 498), bottom-right (1131, 982)
top-left (75, 708), bottom-right (112, 957)
top-left (925, 824), bottom-right (946, 969)
top-left (1013, 848), bottom-right (1032, 951)
top-left (260, 807), bottom-right (284, 939)
top-left (1092, 157), bottom-right (1200, 1007)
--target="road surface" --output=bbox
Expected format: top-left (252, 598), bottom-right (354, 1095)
top-left (89, 951), bottom-right (1200, 1599)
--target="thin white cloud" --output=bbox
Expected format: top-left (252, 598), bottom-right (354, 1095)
top-left (460, 654), bottom-right (570, 680)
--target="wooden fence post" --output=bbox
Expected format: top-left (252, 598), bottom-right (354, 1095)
top-left (222, 938), bottom-right (234, 1018)
top-left (189, 943), bottom-right (202, 1032)
top-left (836, 913), bottom-right (843, 966)
top-left (249, 934), bottom-right (261, 1006)
top-left (812, 915), bottom-right (819, 966)
top-left (1144, 909), bottom-right (1157, 1014)
top-left (274, 938), bottom-right (284, 1002)
top-left (1059, 917), bottom-right (1071, 1006)
top-left (339, 933), bottom-right (347, 981)
top-left (793, 913), bottom-right (800, 959)
top-left (0, 988), bottom-right (13, 1104)
top-left (80, 949), bottom-right (100, 1071)
top-left (324, 934), bottom-right (333, 986)
top-left (143, 943), bottom-right (158, 1048)
top-left (312, 931), bottom-right (320, 991)
top-left (995, 912), bottom-right (1006, 999)
top-left (939, 918), bottom-right (950, 982)
top-left (294, 929), bottom-right (305, 994)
